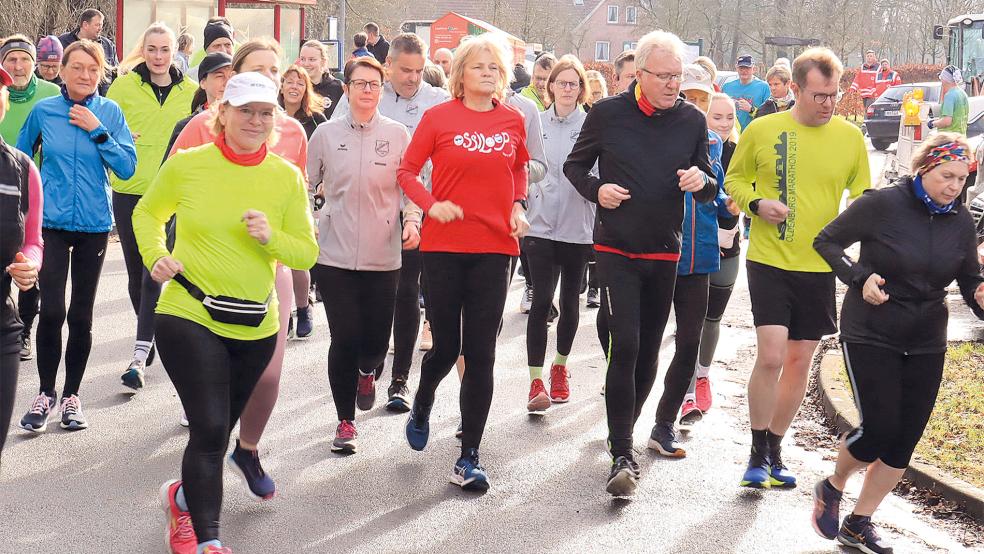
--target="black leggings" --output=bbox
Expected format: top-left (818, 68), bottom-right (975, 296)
top-left (388, 248), bottom-right (424, 380)
top-left (155, 314), bottom-right (276, 543)
top-left (17, 286), bottom-right (39, 337)
top-left (596, 252), bottom-right (677, 457)
top-left (842, 342), bottom-right (945, 469)
top-left (697, 255), bottom-right (740, 368)
top-left (311, 264), bottom-right (399, 421)
top-left (0, 322), bottom-right (20, 460)
top-left (524, 237), bottom-right (591, 366)
top-left (113, 192), bottom-right (161, 349)
top-left (655, 273), bottom-right (708, 423)
top-left (416, 252), bottom-right (510, 452)
top-left (36, 229), bottom-right (108, 397)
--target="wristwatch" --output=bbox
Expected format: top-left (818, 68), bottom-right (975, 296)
top-left (514, 199), bottom-right (528, 211)
top-left (748, 199), bottom-right (761, 215)
top-left (92, 132), bottom-right (109, 144)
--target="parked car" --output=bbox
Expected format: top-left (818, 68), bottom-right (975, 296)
top-left (864, 82), bottom-right (941, 151)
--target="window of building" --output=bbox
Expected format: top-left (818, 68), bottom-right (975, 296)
top-left (573, 0), bottom-right (584, 4)
top-left (622, 41), bottom-right (637, 52)
top-left (595, 41), bottom-right (611, 61)
top-left (626, 6), bottom-right (637, 24)
top-left (607, 5), bottom-right (619, 24)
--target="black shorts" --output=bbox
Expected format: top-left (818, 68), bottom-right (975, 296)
top-left (746, 260), bottom-right (836, 341)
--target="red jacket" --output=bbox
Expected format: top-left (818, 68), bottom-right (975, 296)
top-left (873, 70), bottom-right (902, 98)
top-left (849, 63), bottom-right (880, 98)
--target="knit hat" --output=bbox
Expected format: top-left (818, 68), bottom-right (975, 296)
top-left (0, 39), bottom-right (36, 63)
top-left (37, 35), bottom-right (63, 63)
top-left (203, 21), bottom-right (234, 51)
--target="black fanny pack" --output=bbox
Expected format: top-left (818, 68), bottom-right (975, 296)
top-left (173, 273), bottom-right (270, 327)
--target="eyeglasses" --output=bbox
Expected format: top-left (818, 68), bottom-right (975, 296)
top-left (553, 80), bottom-right (581, 90)
top-left (235, 106), bottom-right (276, 122)
top-left (811, 90), bottom-right (844, 105)
top-left (349, 79), bottom-right (382, 91)
top-left (639, 68), bottom-right (683, 83)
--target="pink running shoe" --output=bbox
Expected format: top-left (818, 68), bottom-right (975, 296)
top-left (527, 379), bottom-right (550, 413)
top-left (160, 479), bottom-right (197, 554)
top-left (695, 377), bottom-right (712, 412)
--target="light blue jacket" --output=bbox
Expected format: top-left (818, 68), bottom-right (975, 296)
top-left (678, 130), bottom-right (730, 276)
top-left (17, 89), bottom-right (136, 233)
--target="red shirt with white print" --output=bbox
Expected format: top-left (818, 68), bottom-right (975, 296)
top-left (398, 98), bottom-right (530, 256)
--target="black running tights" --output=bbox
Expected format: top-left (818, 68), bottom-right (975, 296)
top-left (654, 273), bottom-right (708, 423)
top-left (524, 237), bottom-right (591, 366)
top-left (155, 314), bottom-right (275, 543)
top-left (113, 192), bottom-right (161, 348)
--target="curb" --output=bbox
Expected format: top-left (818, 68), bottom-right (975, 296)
top-left (816, 351), bottom-right (984, 523)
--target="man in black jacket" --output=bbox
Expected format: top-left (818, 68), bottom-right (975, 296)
top-left (364, 23), bottom-right (389, 64)
top-left (564, 29), bottom-right (718, 497)
top-left (58, 9), bottom-right (117, 95)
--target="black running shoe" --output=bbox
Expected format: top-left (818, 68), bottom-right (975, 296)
top-left (227, 440), bottom-right (276, 500)
top-left (812, 479), bottom-right (843, 539)
top-left (356, 372), bottom-right (376, 411)
top-left (20, 392), bottom-right (56, 432)
top-left (385, 378), bottom-right (411, 413)
top-left (837, 515), bottom-right (894, 553)
top-left (606, 456), bottom-right (639, 497)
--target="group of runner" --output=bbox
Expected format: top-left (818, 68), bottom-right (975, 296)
top-left (1, 13), bottom-right (982, 554)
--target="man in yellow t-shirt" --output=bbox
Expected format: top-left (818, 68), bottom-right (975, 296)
top-left (725, 47), bottom-right (870, 491)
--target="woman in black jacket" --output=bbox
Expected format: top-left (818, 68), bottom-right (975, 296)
top-left (811, 133), bottom-right (984, 554)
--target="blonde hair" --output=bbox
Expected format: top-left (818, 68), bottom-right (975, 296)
top-left (547, 55), bottom-right (589, 105)
top-left (62, 40), bottom-right (108, 83)
top-left (910, 132), bottom-right (973, 174)
top-left (232, 38), bottom-right (283, 73)
top-left (279, 65), bottom-right (325, 117)
top-left (765, 65), bottom-right (791, 84)
top-left (448, 34), bottom-right (513, 100)
top-left (694, 56), bottom-right (717, 82)
top-left (119, 22), bottom-right (176, 74)
top-left (422, 63), bottom-right (447, 89)
top-left (709, 92), bottom-right (740, 143)
top-left (792, 47), bottom-right (844, 88)
top-left (300, 39), bottom-right (328, 72)
top-left (585, 70), bottom-right (608, 100)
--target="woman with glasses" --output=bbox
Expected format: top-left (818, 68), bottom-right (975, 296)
top-left (307, 56), bottom-right (420, 454)
top-left (523, 56), bottom-right (595, 413)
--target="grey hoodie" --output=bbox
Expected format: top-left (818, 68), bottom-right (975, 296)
top-left (308, 112), bottom-right (421, 271)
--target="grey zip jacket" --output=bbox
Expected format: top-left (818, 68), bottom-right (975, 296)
top-left (528, 106), bottom-right (595, 244)
top-left (308, 111), bottom-right (421, 271)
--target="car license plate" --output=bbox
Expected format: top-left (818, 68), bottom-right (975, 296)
top-left (885, 110), bottom-right (901, 117)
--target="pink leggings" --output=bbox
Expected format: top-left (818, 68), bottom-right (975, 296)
top-left (238, 265), bottom-right (292, 445)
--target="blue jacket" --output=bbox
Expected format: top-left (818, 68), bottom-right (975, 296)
top-left (17, 88), bottom-right (136, 233)
top-left (678, 130), bottom-right (730, 276)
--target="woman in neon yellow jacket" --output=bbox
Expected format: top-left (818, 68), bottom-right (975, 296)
top-left (107, 22), bottom-right (196, 390)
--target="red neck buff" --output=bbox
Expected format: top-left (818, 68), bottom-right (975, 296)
top-left (634, 83), bottom-right (657, 116)
top-left (215, 132), bottom-right (267, 166)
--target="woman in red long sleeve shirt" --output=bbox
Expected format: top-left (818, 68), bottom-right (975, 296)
top-left (399, 34), bottom-right (530, 491)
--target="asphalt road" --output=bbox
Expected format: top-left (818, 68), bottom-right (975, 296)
top-left (1, 144), bottom-right (980, 553)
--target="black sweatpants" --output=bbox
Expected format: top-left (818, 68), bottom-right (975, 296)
top-left (113, 192), bottom-right (161, 350)
top-left (524, 237), bottom-right (591, 366)
top-left (155, 314), bottom-right (276, 543)
top-left (416, 252), bottom-right (510, 452)
top-left (36, 229), bottom-right (108, 397)
top-left (842, 342), bottom-right (945, 469)
top-left (654, 273), bottom-right (709, 423)
top-left (389, 248), bottom-right (424, 380)
top-left (0, 319), bottom-right (21, 460)
top-left (311, 264), bottom-right (399, 421)
top-left (596, 252), bottom-right (677, 458)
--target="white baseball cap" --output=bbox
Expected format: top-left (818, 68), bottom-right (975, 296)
top-left (680, 64), bottom-right (713, 95)
top-left (222, 72), bottom-right (279, 107)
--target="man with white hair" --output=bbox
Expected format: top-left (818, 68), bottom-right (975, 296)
top-left (564, 29), bottom-right (719, 497)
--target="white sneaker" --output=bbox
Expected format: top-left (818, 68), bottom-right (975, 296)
top-left (59, 395), bottom-right (88, 430)
top-left (180, 412), bottom-right (189, 427)
top-left (520, 285), bottom-right (533, 314)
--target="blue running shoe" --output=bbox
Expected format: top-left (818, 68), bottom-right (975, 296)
top-left (606, 455), bottom-right (639, 497)
top-left (769, 447), bottom-right (797, 488)
top-left (812, 479), bottom-right (843, 540)
top-left (451, 448), bottom-right (490, 491)
top-left (740, 447), bottom-right (771, 489)
top-left (227, 439), bottom-right (276, 501)
top-left (405, 402), bottom-right (431, 451)
top-left (647, 421), bottom-right (686, 458)
top-left (837, 515), bottom-right (894, 553)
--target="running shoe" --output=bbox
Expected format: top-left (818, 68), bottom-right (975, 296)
top-left (405, 402), bottom-right (431, 451)
top-left (694, 376), bottom-right (712, 412)
top-left (455, 422), bottom-right (463, 439)
top-left (227, 440), bottom-right (276, 500)
top-left (201, 545), bottom-right (233, 554)
top-left (648, 421), bottom-right (686, 457)
top-left (811, 479), bottom-right (843, 540)
top-left (356, 372), bottom-right (376, 411)
top-left (451, 448), bottom-right (490, 491)
top-left (121, 359), bottom-right (146, 390)
top-left (159, 479), bottom-right (197, 554)
top-left (769, 446), bottom-right (797, 488)
top-left (739, 447), bottom-right (771, 489)
top-left (19, 392), bottom-right (57, 433)
top-left (295, 306), bottom-right (314, 339)
top-left (180, 412), bottom-right (189, 427)
top-left (837, 515), bottom-right (894, 553)
top-left (586, 287), bottom-right (600, 308)
top-left (19, 333), bottom-right (32, 361)
top-left (549, 364), bottom-right (570, 403)
top-left (419, 320), bottom-right (433, 351)
top-left (520, 284), bottom-right (533, 314)
top-left (385, 378), bottom-right (411, 413)
top-left (331, 420), bottom-right (358, 454)
top-left (606, 456), bottom-right (639, 497)
top-left (59, 394), bottom-right (88, 430)
top-left (527, 378), bottom-right (550, 413)
top-left (678, 399), bottom-right (703, 428)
